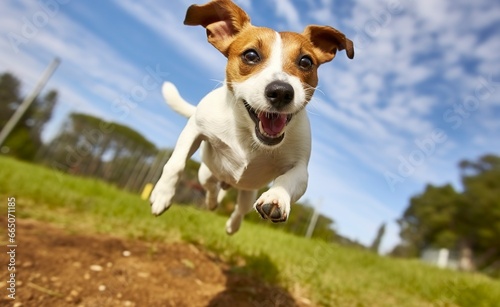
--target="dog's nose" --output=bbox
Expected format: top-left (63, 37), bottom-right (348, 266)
top-left (265, 81), bottom-right (294, 109)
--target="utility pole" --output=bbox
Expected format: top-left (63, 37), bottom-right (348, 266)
top-left (305, 198), bottom-right (323, 238)
top-left (0, 58), bottom-right (60, 147)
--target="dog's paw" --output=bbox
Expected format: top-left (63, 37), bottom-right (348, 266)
top-left (150, 183), bottom-right (175, 216)
top-left (225, 212), bottom-right (243, 235)
top-left (205, 191), bottom-right (219, 211)
top-left (254, 189), bottom-right (290, 223)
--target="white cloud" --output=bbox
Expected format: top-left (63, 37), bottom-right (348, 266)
top-left (476, 36), bottom-right (500, 73)
top-left (112, 0), bottom-right (226, 77)
top-left (273, 0), bottom-right (302, 31)
top-left (361, 72), bottom-right (383, 92)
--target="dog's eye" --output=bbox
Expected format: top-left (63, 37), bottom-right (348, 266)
top-left (242, 49), bottom-right (261, 64)
top-left (298, 56), bottom-right (313, 70)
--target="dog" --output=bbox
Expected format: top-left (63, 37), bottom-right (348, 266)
top-left (150, 0), bottom-right (354, 234)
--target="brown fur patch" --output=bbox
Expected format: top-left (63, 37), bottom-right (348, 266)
top-left (225, 27), bottom-right (276, 90)
top-left (280, 32), bottom-right (320, 101)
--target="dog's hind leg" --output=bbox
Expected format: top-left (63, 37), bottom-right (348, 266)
top-left (198, 163), bottom-right (220, 211)
top-left (226, 189), bottom-right (257, 235)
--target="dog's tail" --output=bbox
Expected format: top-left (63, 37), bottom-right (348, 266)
top-left (162, 82), bottom-right (196, 118)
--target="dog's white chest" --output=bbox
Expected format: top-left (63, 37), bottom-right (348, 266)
top-left (201, 140), bottom-right (292, 190)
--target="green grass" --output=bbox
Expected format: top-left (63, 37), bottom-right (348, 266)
top-left (1, 156), bottom-right (499, 306)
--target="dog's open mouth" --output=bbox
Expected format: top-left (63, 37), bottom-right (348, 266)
top-left (244, 101), bottom-right (292, 146)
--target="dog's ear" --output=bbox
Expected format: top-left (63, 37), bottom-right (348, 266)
top-left (184, 0), bottom-right (251, 56)
top-left (303, 25), bottom-right (354, 64)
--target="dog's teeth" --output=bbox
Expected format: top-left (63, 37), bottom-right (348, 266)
top-left (259, 121), bottom-right (269, 137)
top-left (258, 121), bottom-right (283, 139)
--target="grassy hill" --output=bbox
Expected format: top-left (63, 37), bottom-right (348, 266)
top-left (1, 156), bottom-right (499, 306)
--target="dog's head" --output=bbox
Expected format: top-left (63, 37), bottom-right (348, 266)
top-left (185, 0), bottom-right (354, 147)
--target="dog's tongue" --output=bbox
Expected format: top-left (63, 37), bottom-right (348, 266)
top-left (258, 112), bottom-right (287, 136)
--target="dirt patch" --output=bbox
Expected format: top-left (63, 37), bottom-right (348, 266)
top-left (1, 218), bottom-right (311, 307)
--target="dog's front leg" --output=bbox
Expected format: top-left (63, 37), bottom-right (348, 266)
top-left (255, 163), bottom-right (308, 223)
top-left (151, 117), bottom-right (202, 215)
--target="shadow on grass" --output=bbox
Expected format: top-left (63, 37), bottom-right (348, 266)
top-left (207, 253), bottom-right (299, 307)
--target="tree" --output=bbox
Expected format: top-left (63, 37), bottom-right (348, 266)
top-left (458, 155), bottom-right (500, 273)
top-left (0, 72), bottom-right (21, 127)
top-left (44, 112), bottom-right (163, 192)
top-left (31, 90), bottom-right (58, 136)
top-left (393, 154), bottom-right (500, 276)
top-left (397, 184), bottom-right (461, 257)
top-left (0, 72), bottom-right (58, 160)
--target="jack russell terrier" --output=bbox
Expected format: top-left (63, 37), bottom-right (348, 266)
top-left (150, 0), bottom-right (354, 234)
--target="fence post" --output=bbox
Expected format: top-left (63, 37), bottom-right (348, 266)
top-left (0, 58), bottom-right (60, 146)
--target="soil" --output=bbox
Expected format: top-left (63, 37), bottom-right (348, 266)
top-left (0, 218), bottom-right (312, 307)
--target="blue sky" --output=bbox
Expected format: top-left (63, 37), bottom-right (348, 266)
top-left (1, 0), bottom-right (499, 253)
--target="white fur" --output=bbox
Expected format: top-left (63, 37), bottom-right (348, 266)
top-left (162, 82), bottom-right (196, 117)
top-left (150, 33), bottom-right (311, 234)
top-left (232, 33), bottom-right (307, 117)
